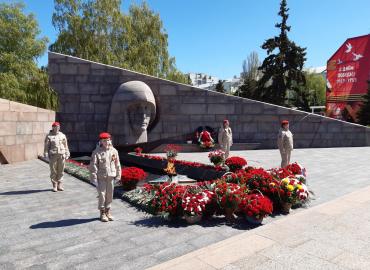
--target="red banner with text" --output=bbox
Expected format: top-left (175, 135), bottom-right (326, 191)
top-left (326, 34), bottom-right (370, 122)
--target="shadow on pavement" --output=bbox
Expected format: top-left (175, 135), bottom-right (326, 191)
top-left (131, 215), bottom-right (259, 230)
top-left (30, 218), bottom-right (99, 229)
top-left (0, 189), bottom-right (51, 195)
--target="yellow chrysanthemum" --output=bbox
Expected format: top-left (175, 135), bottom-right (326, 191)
top-left (287, 185), bottom-right (294, 191)
top-left (282, 178), bottom-right (289, 184)
top-left (297, 184), bottom-right (303, 190)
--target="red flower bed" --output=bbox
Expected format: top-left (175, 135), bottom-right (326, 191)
top-left (139, 154), bottom-right (225, 172)
top-left (134, 147), bottom-right (143, 155)
top-left (225, 157), bottom-right (247, 172)
top-left (66, 159), bottom-right (88, 168)
top-left (121, 167), bottom-right (147, 183)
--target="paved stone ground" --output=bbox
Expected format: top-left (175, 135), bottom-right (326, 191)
top-left (148, 184), bottom-right (370, 270)
top-left (155, 147), bottom-right (370, 206)
top-left (0, 147), bottom-right (369, 269)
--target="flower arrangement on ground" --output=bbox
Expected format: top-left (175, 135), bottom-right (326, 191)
top-left (238, 193), bottom-right (273, 223)
top-left (221, 170), bottom-right (248, 184)
top-left (285, 162), bottom-right (306, 176)
top-left (182, 188), bottom-right (214, 218)
top-left (208, 149), bottom-right (225, 166)
top-left (121, 167), bottom-right (147, 191)
top-left (214, 181), bottom-right (247, 210)
top-left (164, 144), bottom-right (181, 159)
top-left (198, 130), bottom-right (215, 149)
top-left (134, 147), bottom-right (143, 155)
top-left (278, 177), bottom-right (309, 212)
top-left (144, 182), bottom-right (186, 219)
top-left (242, 168), bottom-right (279, 196)
top-left (225, 157), bottom-right (247, 172)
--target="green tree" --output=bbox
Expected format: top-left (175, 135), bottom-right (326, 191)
top-left (50, 0), bottom-right (189, 84)
top-left (215, 80), bottom-right (225, 93)
top-left (304, 72), bottom-right (326, 106)
top-left (0, 2), bottom-right (57, 109)
top-left (235, 51), bottom-right (260, 99)
top-left (357, 81), bottom-right (370, 126)
top-left (258, 0), bottom-right (306, 107)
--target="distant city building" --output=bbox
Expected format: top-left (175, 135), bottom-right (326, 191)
top-left (304, 66), bottom-right (327, 79)
top-left (187, 72), bottom-right (242, 94)
top-left (188, 73), bottom-right (219, 87)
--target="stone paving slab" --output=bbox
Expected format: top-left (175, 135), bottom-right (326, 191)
top-left (0, 147), bottom-right (369, 269)
top-left (148, 185), bottom-right (370, 270)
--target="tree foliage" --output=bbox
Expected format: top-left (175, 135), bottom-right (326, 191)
top-left (235, 51), bottom-right (260, 99)
top-left (50, 0), bottom-right (188, 84)
top-left (0, 2), bottom-right (57, 109)
top-left (258, 0), bottom-right (306, 107)
top-left (357, 81), bottom-right (370, 126)
top-left (215, 80), bottom-right (225, 93)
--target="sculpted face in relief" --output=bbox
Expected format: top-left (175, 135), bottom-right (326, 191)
top-left (128, 102), bottom-right (152, 134)
top-left (108, 81), bottom-right (156, 145)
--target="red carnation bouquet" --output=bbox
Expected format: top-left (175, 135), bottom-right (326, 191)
top-left (238, 193), bottom-right (273, 220)
top-left (121, 167), bottom-right (147, 190)
top-left (182, 190), bottom-right (214, 217)
top-left (242, 168), bottom-right (279, 196)
top-left (225, 157), bottom-right (247, 172)
top-left (214, 181), bottom-right (248, 209)
top-left (145, 183), bottom-right (186, 218)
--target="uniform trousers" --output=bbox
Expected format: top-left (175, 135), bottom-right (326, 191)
top-left (97, 176), bottom-right (114, 210)
top-left (49, 154), bottom-right (65, 184)
top-left (279, 148), bottom-right (291, 168)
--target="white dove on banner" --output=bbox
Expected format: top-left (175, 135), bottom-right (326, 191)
top-left (345, 43), bottom-right (352, 53)
top-left (352, 52), bottom-right (363, 61)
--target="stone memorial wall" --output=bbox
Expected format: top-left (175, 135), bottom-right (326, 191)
top-left (0, 98), bottom-right (55, 163)
top-left (48, 52), bottom-right (370, 153)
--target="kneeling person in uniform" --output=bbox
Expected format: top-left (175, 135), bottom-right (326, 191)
top-left (44, 122), bottom-right (70, 192)
top-left (90, 132), bottom-right (121, 222)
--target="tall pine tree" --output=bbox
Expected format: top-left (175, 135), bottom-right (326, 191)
top-left (357, 81), bottom-right (370, 126)
top-left (258, 0), bottom-right (307, 108)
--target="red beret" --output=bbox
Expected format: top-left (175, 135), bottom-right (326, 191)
top-left (223, 119), bottom-right (229, 124)
top-left (99, 132), bottom-right (111, 139)
top-left (281, 120), bottom-right (289, 125)
top-left (52, 122), bottom-right (60, 127)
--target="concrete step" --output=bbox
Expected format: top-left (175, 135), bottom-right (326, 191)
top-left (150, 143), bottom-right (260, 153)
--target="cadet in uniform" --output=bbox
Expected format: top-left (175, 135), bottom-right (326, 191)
top-left (89, 132), bottom-right (121, 222)
top-left (218, 119), bottom-right (233, 159)
top-left (44, 122), bottom-right (70, 192)
top-left (277, 120), bottom-right (294, 168)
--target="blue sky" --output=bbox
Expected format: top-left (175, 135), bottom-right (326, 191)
top-left (3, 0), bottom-right (370, 79)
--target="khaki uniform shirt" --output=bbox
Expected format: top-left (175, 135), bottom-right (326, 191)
top-left (44, 131), bottom-right (70, 157)
top-left (218, 127), bottom-right (233, 147)
top-left (277, 128), bottom-right (293, 152)
top-left (90, 146), bottom-right (121, 181)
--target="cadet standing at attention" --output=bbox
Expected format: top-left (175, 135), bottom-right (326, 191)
top-left (44, 122), bottom-right (70, 192)
top-left (90, 132), bottom-right (121, 222)
top-left (218, 119), bottom-right (233, 159)
top-left (277, 120), bottom-right (294, 168)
